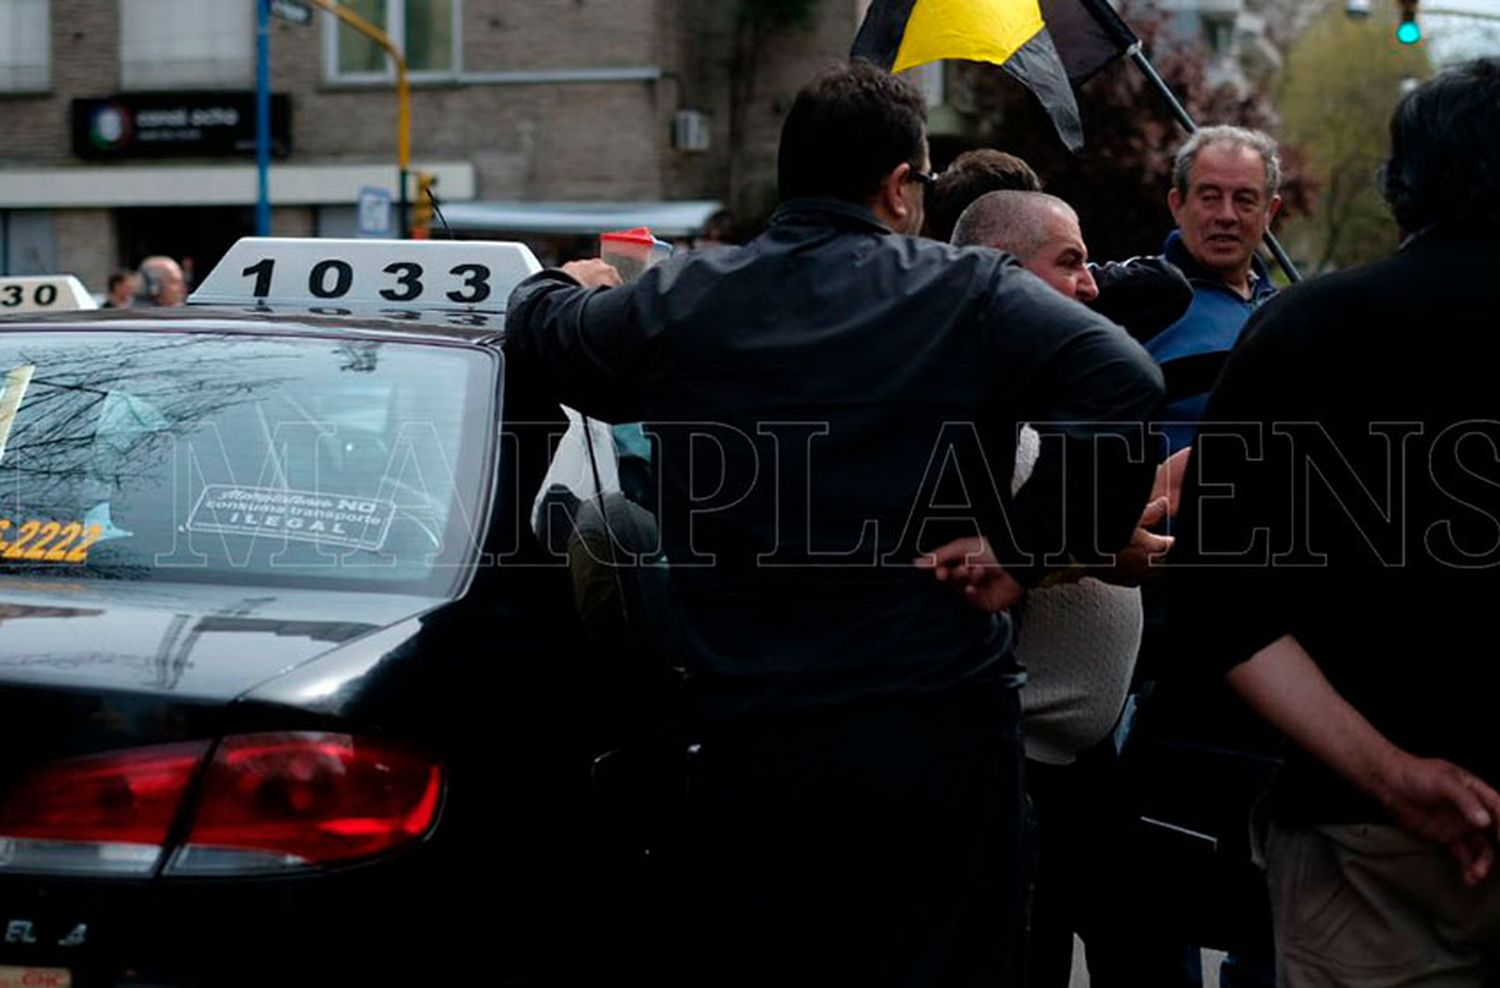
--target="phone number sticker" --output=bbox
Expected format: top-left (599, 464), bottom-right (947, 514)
top-left (0, 519), bottom-right (104, 564)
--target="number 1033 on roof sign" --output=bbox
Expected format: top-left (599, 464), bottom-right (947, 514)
top-left (188, 237), bottom-right (542, 312)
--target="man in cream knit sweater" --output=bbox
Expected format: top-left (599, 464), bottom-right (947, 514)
top-left (951, 191), bottom-right (1172, 763)
top-left (951, 190), bottom-right (1180, 987)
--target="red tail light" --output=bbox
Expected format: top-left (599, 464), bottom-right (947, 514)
top-left (168, 732), bottom-right (442, 874)
top-left (0, 734), bottom-right (442, 877)
top-left (0, 741), bottom-right (210, 874)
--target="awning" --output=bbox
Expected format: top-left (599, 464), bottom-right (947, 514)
top-left (0, 162), bottom-right (476, 209)
top-left (441, 200), bottom-right (724, 238)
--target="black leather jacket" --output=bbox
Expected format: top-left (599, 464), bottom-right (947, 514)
top-left (505, 198), bottom-right (1163, 724)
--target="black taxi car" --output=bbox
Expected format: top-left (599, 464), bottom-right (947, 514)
top-left (0, 246), bottom-right (682, 986)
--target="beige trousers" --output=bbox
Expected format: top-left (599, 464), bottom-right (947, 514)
top-left (1266, 823), bottom-right (1500, 987)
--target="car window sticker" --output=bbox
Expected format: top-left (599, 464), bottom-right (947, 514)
top-left (81, 500), bottom-right (133, 543)
top-left (185, 485), bottom-right (397, 553)
top-left (0, 517), bottom-right (105, 564)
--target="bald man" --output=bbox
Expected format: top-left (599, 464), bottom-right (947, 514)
top-left (138, 256), bottom-right (187, 307)
top-left (952, 190), bottom-right (1099, 303)
top-left (951, 188), bottom-right (1171, 988)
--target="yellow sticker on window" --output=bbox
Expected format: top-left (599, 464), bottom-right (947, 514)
top-left (0, 519), bottom-right (104, 564)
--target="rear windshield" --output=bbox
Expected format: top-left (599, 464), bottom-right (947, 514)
top-left (0, 331), bottom-right (495, 596)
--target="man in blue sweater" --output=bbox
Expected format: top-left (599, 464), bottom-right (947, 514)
top-left (1148, 126), bottom-right (1282, 454)
top-left (1137, 125), bottom-right (1285, 988)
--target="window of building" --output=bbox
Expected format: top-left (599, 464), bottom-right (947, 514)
top-left (326, 0), bottom-right (461, 83)
top-left (0, 0), bottom-right (50, 93)
top-left (904, 62), bottom-right (945, 109)
top-left (120, 0), bottom-right (253, 90)
top-left (0, 211), bottom-right (57, 276)
top-left (1203, 14), bottom-right (1236, 59)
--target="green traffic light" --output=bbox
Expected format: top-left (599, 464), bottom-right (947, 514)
top-left (1397, 19), bottom-right (1422, 44)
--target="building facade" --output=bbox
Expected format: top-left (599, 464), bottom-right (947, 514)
top-left (0, 0), bottom-right (867, 290)
top-left (1156, 0), bottom-right (1306, 89)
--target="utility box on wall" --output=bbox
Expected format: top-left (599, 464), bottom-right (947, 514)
top-left (672, 109), bottom-right (712, 153)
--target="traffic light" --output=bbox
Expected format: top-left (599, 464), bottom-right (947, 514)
top-left (411, 172), bottom-right (436, 239)
top-left (1397, 0), bottom-right (1421, 44)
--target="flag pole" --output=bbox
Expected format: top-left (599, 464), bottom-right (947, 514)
top-left (1123, 40), bottom-right (1301, 283)
top-left (1126, 43), bottom-right (1194, 134)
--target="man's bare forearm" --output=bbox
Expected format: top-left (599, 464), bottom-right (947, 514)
top-left (1226, 635), bottom-right (1403, 804)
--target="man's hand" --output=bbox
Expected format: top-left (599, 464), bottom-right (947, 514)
top-left (1152, 447), bottom-right (1192, 517)
top-left (1229, 636), bottom-right (1500, 888)
top-left (1103, 497), bottom-right (1175, 586)
top-left (1096, 448), bottom-right (1189, 587)
top-left (1375, 752), bottom-right (1500, 886)
top-left (913, 537), bottom-right (1024, 613)
top-left (561, 259), bottom-right (624, 290)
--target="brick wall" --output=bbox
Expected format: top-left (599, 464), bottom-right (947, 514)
top-left (463, 0), bottom-right (659, 72)
top-left (0, 1), bottom-right (121, 167)
top-left (661, 0), bottom-right (734, 206)
top-left (270, 205), bottom-right (314, 237)
top-left (273, 1), bottom-right (675, 201)
top-left (53, 208), bottom-right (116, 288)
top-left (0, 0), bottom-right (869, 243)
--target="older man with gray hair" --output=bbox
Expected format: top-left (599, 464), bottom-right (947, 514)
top-left (1132, 123), bottom-right (1287, 988)
top-left (1147, 124), bottom-right (1283, 454)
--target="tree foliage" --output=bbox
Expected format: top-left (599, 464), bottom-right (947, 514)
top-left (727, 0), bottom-right (824, 220)
top-left (1278, 0), bottom-right (1431, 273)
top-left (951, 0), bottom-right (1314, 265)
top-left (736, 0), bottom-right (821, 32)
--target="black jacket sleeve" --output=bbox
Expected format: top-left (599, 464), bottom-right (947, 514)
top-left (1088, 256), bottom-right (1194, 343)
top-left (980, 269), bottom-right (1166, 586)
top-left (503, 269), bottom-right (652, 424)
top-left (1166, 305), bottom-right (1298, 673)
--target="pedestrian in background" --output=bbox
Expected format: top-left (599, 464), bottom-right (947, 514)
top-left (102, 270), bottom-right (138, 308)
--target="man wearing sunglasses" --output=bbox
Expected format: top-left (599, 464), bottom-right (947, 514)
top-left (505, 59), bottom-right (1162, 986)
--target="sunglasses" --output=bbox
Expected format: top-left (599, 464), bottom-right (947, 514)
top-left (908, 169), bottom-right (939, 195)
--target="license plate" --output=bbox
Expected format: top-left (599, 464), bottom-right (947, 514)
top-left (0, 968), bottom-right (71, 988)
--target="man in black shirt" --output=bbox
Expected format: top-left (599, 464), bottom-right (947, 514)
top-left (924, 148), bottom-right (1044, 243)
top-left (505, 61), bottom-right (1162, 984)
top-left (1170, 59), bottom-right (1500, 986)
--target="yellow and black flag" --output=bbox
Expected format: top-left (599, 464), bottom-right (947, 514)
top-left (852, 0), bottom-right (1139, 152)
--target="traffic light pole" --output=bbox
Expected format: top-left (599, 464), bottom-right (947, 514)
top-left (255, 0), bottom-right (271, 236)
top-left (309, 0), bottom-right (410, 237)
top-left (1350, 2), bottom-right (1500, 41)
top-left (1415, 5), bottom-right (1500, 20)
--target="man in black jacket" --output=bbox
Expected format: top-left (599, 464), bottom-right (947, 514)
top-left (924, 147), bottom-right (1044, 243)
top-left (1170, 59), bottom-right (1500, 986)
top-left (504, 61), bottom-right (1162, 985)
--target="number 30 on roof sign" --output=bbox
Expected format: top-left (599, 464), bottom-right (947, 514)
top-left (0, 276), bottom-right (98, 314)
top-left (188, 237), bottom-right (542, 311)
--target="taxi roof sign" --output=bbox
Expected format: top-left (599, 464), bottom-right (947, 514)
top-left (0, 275), bottom-right (99, 315)
top-left (189, 237), bottom-right (542, 311)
